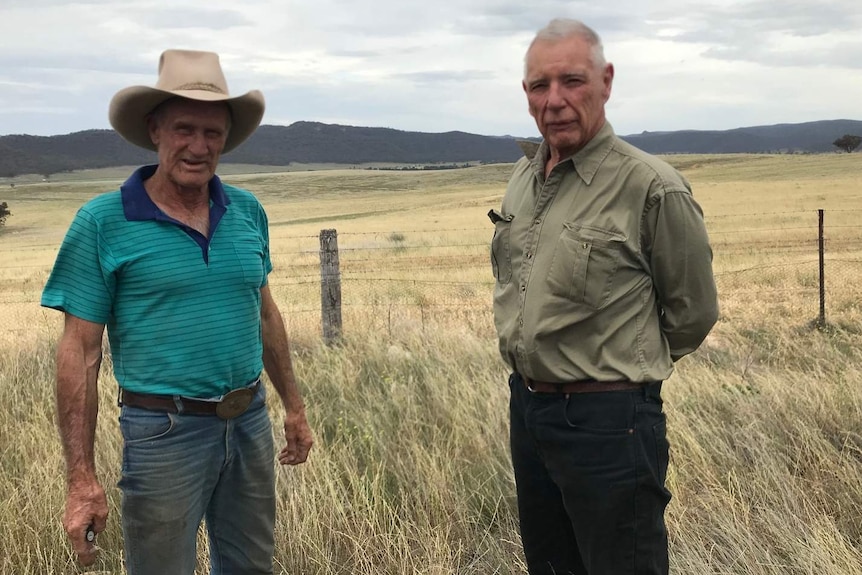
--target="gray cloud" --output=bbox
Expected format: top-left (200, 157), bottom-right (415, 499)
top-left (0, 54), bottom-right (152, 76)
top-left (462, 4), bottom-right (645, 37)
top-left (702, 39), bottom-right (862, 69)
top-left (296, 0), bottom-right (643, 40)
top-left (387, 70), bottom-right (496, 84)
top-left (718, 0), bottom-right (860, 36)
top-left (135, 7), bottom-right (254, 30)
top-left (646, 0), bottom-right (862, 68)
top-left (650, 0), bottom-right (861, 37)
top-left (2, 0), bottom-right (121, 5)
top-left (0, 83), bottom-right (113, 135)
top-left (1, 0), bottom-right (859, 137)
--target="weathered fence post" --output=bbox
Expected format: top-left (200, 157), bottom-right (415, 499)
top-left (319, 229), bottom-right (342, 344)
top-left (817, 209), bottom-right (826, 327)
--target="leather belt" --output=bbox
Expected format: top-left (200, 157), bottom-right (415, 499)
top-left (522, 376), bottom-right (647, 394)
top-left (119, 380), bottom-right (260, 420)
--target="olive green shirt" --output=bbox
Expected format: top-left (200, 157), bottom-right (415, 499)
top-left (490, 122), bottom-right (718, 383)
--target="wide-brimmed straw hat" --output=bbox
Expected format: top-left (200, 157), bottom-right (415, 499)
top-left (109, 49), bottom-right (265, 153)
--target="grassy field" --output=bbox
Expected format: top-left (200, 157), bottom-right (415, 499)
top-left (1, 154), bottom-right (861, 573)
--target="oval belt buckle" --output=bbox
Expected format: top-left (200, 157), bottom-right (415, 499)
top-left (216, 388), bottom-right (254, 419)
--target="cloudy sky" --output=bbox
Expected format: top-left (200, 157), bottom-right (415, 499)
top-left (1, 0), bottom-right (860, 138)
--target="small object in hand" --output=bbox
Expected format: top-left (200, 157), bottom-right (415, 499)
top-left (86, 525), bottom-right (95, 543)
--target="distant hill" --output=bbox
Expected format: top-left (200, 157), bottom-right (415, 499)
top-left (1, 119), bottom-right (860, 177)
top-left (621, 119), bottom-right (862, 154)
top-left (0, 122), bottom-right (527, 178)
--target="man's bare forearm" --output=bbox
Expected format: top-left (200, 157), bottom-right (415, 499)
top-left (260, 285), bottom-right (313, 465)
top-left (56, 316), bottom-right (104, 485)
top-left (261, 305), bottom-right (304, 411)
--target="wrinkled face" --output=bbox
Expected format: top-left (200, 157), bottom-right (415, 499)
top-left (523, 35), bottom-right (614, 160)
top-left (148, 99), bottom-right (230, 192)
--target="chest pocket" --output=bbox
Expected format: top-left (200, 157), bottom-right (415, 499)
top-left (489, 210), bottom-right (515, 284)
top-left (232, 238), bottom-right (266, 287)
top-left (547, 223), bottom-right (625, 309)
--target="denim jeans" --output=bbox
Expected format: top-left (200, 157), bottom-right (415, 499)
top-left (509, 373), bottom-right (671, 575)
top-left (118, 386), bottom-right (275, 575)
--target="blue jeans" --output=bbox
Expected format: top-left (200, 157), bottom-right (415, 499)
top-left (118, 386), bottom-right (275, 575)
top-left (509, 373), bottom-right (671, 575)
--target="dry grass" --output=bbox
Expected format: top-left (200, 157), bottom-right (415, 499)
top-left (1, 154), bottom-right (861, 573)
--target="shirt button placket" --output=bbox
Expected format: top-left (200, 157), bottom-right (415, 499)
top-left (519, 219), bottom-right (540, 329)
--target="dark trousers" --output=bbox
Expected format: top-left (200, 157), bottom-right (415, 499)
top-left (509, 373), bottom-right (671, 575)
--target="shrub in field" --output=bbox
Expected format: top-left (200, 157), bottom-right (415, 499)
top-left (0, 202), bottom-right (10, 227)
top-left (833, 134), bottom-right (862, 153)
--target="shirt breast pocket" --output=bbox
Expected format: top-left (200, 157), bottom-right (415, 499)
top-left (232, 238), bottom-right (266, 287)
top-left (547, 223), bottom-right (625, 309)
top-left (490, 211), bottom-right (515, 284)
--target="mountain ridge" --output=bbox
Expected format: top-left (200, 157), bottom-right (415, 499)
top-left (1, 119), bottom-right (860, 177)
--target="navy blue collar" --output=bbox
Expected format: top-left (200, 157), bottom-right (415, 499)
top-left (120, 164), bottom-right (231, 221)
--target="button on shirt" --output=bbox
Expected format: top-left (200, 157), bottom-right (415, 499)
top-left (490, 123), bottom-right (718, 384)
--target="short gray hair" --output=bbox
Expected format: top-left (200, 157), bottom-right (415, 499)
top-left (524, 18), bottom-right (607, 78)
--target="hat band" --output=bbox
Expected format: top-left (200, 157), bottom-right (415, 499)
top-left (171, 82), bottom-right (227, 94)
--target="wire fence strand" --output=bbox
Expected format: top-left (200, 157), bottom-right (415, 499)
top-left (3, 210), bottom-right (861, 336)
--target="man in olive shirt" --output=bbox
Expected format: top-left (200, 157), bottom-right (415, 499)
top-left (490, 18), bottom-right (718, 575)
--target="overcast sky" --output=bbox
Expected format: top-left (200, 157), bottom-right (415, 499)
top-left (1, 0), bottom-right (860, 139)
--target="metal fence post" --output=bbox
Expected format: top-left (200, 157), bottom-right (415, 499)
top-left (319, 229), bottom-right (342, 344)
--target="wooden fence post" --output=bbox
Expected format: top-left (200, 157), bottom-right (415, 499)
top-left (817, 209), bottom-right (826, 328)
top-left (319, 229), bottom-right (342, 344)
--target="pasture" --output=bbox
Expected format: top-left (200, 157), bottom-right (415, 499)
top-left (1, 153), bottom-right (861, 574)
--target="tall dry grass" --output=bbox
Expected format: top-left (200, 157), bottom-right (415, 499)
top-left (1, 154), bottom-right (861, 573)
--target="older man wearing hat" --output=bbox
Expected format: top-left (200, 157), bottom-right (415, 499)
top-left (42, 49), bottom-right (313, 573)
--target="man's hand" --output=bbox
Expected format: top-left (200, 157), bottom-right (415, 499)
top-left (278, 407), bottom-right (313, 465)
top-left (63, 479), bottom-right (108, 566)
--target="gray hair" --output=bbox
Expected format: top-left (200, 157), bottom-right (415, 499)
top-left (524, 18), bottom-right (607, 78)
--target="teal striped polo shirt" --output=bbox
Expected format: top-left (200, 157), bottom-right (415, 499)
top-left (41, 165), bottom-right (273, 397)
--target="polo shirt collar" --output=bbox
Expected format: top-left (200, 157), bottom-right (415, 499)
top-left (120, 164), bottom-right (231, 221)
top-left (525, 121), bottom-right (617, 186)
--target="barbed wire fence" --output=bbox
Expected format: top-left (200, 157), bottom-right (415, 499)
top-left (3, 209), bottom-right (861, 340)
